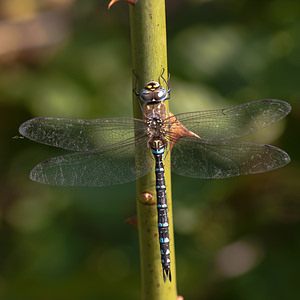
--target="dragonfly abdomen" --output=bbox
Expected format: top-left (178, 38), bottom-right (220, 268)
top-left (151, 143), bottom-right (171, 282)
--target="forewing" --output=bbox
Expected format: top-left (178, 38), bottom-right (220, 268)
top-left (19, 117), bottom-right (146, 151)
top-left (30, 138), bottom-right (152, 186)
top-left (173, 100), bottom-right (291, 140)
top-left (171, 136), bottom-right (290, 179)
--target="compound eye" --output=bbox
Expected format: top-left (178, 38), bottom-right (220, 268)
top-left (140, 90), bottom-right (152, 102)
top-left (154, 88), bottom-right (167, 101)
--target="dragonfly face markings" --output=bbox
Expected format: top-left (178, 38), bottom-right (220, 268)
top-left (19, 74), bottom-right (291, 283)
top-left (139, 80), bottom-right (169, 103)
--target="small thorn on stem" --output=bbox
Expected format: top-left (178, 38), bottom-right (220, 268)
top-left (108, 0), bottom-right (137, 10)
top-left (168, 111), bottom-right (200, 150)
top-left (125, 216), bottom-right (138, 227)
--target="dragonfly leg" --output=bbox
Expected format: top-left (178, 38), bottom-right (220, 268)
top-left (132, 69), bottom-right (139, 97)
top-left (132, 70), bottom-right (144, 112)
top-left (160, 68), bottom-right (171, 100)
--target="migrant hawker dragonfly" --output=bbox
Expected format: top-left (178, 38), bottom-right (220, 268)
top-left (19, 78), bottom-right (291, 282)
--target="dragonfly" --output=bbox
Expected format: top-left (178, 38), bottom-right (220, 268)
top-left (19, 76), bottom-right (291, 282)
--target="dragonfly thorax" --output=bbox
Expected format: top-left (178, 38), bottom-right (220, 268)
top-left (146, 117), bottom-right (167, 146)
top-left (140, 81), bottom-right (168, 103)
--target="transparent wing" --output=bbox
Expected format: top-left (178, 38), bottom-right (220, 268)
top-left (30, 138), bottom-right (153, 186)
top-left (172, 100), bottom-right (291, 140)
top-left (171, 136), bottom-right (290, 179)
top-left (19, 117), bottom-right (146, 151)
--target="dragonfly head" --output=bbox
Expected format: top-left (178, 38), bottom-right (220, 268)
top-left (140, 81), bottom-right (168, 103)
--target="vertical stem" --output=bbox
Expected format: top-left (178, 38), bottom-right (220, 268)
top-left (129, 1), bottom-right (177, 299)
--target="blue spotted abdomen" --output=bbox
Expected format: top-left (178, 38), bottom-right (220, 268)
top-left (151, 144), bottom-right (171, 282)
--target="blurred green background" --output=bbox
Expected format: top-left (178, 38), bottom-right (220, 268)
top-left (0, 0), bottom-right (299, 299)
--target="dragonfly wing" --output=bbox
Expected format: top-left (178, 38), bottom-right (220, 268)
top-left (173, 100), bottom-right (291, 140)
top-left (171, 136), bottom-right (290, 179)
top-left (30, 138), bottom-right (152, 186)
top-left (19, 117), bottom-right (146, 151)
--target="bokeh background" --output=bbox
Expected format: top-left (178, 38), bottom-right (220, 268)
top-left (0, 0), bottom-right (299, 299)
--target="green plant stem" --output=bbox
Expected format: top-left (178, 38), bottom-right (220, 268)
top-left (129, 1), bottom-right (178, 299)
